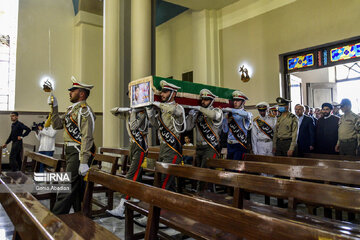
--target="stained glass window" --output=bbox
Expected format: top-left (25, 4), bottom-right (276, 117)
top-left (330, 43), bottom-right (360, 62)
top-left (287, 53), bottom-right (314, 70)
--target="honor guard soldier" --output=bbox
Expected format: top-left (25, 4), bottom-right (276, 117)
top-left (222, 90), bottom-right (252, 160)
top-left (251, 102), bottom-right (276, 156)
top-left (107, 107), bottom-right (148, 217)
top-left (272, 97), bottom-right (298, 157)
top-left (335, 98), bottom-right (360, 156)
top-left (50, 76), bottom-right (96, 215)
top-left (186, 89), bottom-right (223, 191)
top-left (146, 80), bottom-right (185, 190)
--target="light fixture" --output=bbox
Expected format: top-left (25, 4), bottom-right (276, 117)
top-left (239, 65), bottom-right (250, 82)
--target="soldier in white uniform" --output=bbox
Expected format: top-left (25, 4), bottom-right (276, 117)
top-left (251, 102), bottom-right (276, 156)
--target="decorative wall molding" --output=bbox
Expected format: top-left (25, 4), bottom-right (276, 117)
top-left (74, 10), bottom-right (103, 27)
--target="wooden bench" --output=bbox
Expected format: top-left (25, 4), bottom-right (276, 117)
top-left (0, 171), bottom-right (85, 239)
top-left (150, 163), bottom-right (360, 238)
top-left (206, 158), bottom-right (360, 218)
top-left (244, 153), bottom-right (360, 169)
top-left (89, 153), bottom-right (120, 217)
top-left (20, 151), bottom-right (65, 210)
top-left (303, 152), bottom-right (360, 161)
top-left (83, 168), bottom-right (357, 240)
top-left (99, 147), bottom-right (130, 175)
top-left (21, 143), bottom-right (37, 171)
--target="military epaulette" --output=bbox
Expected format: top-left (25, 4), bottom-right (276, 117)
top-left (254, 116), bottom-right (260, 121)
top-left (289, 113), bottom-right (297, 118)
top-left (81, 103), bottom-right (87, 108)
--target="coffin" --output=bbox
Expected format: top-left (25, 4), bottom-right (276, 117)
top-left (129, 76), bottom-right (237, 108)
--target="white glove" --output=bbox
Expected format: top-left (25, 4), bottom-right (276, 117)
top-left (110, 107), bottom-right (130, 116)
top-left (189, 109), bottom-right (198, 117)
top-left (47, 94), bottom-right (58, 107)
top-left (222, 107), bottom-right (232, 112)
top-left (152, 101), bottom-right (161, 108)
top-left (79, 163), bottom-right (89, 176)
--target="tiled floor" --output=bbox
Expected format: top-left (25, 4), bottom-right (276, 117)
top-left (0, 186), bottom-right (358, 239)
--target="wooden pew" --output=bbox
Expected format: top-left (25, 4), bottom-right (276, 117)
top-left (99, 147), bottom-right (130, 175)
top-left (303, 152), bottom-right (360, 161)
top-left (0, 171), bottom-right (85, 240)
top-left (206, 158), bottom-right (360, 218)
top-left (83, 168), bottom-right (357, 240)
top-left (21, 143), bottom-right (37, 171)
top-left (89, 153), bottom-right (120, 217)
top-left (244, 153), bottom-right (360, 169)
top-left (206, 158), bottom-right (360, 186)
top-left (21, 151), bottom-right (65, 210)
top-left (150, 163), bottom-right (360, 238)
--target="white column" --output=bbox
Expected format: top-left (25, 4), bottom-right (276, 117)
top-left (192, 10), bottom-right (220, 86)
top-left (103, 0), bottom-right (122, 148)
top-left (131, 0), bottom-right (152, 80)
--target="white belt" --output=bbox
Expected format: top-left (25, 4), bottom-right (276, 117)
top-left (227, 140), bottom-right (239, 144)
top-left (65, 142), bottom-right (80, 147)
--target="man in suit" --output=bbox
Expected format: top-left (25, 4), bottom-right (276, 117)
top-left (295, 104), bottom-right (315, 156)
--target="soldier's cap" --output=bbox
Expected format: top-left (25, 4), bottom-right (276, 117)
top-left (336, 98), bottom-right (352, 107)
top-left (232, 90), bottom-right (248, 101)
top-left (68, 76), bottom-right (94, 91)
top-left (276, 97), bottom-right (291, 106)
top-left (256, 102), bottom-right (269, 110)
top-left (160, 80), bottom-right (180, 92)
top-left (269, 105), bottom-right (278, 111)
top-left (321, 102), bottom-right (333, 110)
top-left (200, 89), bottom-right (217, 100)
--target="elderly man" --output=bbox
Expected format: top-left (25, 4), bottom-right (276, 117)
top-left (251, 102), bottom-right (276, 156)
top-left (295, 104), bottom-right (315, 156)
top-left (335, 99), bottom-right (360, 156)
top-left (222, 91), bottom-right (252, 160)
top-left (50, 76), bottom-right (95, 215)
top-left (272, 97), bottom-right (298, 157)
top-left (315, 103), bottom-right (339, 154)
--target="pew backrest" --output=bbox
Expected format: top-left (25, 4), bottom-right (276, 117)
top-left (83, 168), bottom-right (355, 240)
top-left (206, 159), bottom-right (360, 185)
top-left (0, 172), bottom-right (84, 240)
top-left (155, 163), bottom-right (360, 212)
top-left (23, 151), bottom-right (64, 173)
top-left (244, 154), bottom-right (360, 169)
top-left (303, 153), bottom-right (360, 161)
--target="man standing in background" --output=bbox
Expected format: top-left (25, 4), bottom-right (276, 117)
top-left (273, 98), bottom-right (298, 157)
top-left (295, 104), bottom-right (315, 156)
top-left (2, 112), bottom-right (31, 171)
top-left (35, 122), bottom-right (57, 172)
top-left (315, 103), bottom-right (339, 154)
top-left (335, 99), bottom-right (360, 156)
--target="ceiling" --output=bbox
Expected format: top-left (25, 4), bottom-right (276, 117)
top-left (163, 0), bottom-right (240, 10)
top-left (72, 0), bottom-right (246, 26)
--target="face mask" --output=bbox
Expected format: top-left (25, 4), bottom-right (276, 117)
top-left (278, 106), bottom-right (286, 113)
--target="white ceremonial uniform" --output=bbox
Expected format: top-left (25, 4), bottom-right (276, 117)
top-left (251, 115), bottom-right (276, 156)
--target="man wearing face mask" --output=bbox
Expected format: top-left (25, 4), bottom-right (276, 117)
top-left (222, 91), bottom-right (252, 160)
top-left (315, 103), bottom-right (339, 154)
top-left (251, 102), bottom-right (276, 156)
top-left (272, 97), bottom-right (298, 157)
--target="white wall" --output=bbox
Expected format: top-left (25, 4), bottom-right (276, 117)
top-left (16, 0), bottom-right (74, 111)
top-left (156, 10), bottom-right (193, 80)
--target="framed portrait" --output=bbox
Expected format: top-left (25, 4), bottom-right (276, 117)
top-left (129, 76), bottom-right (154, 108)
